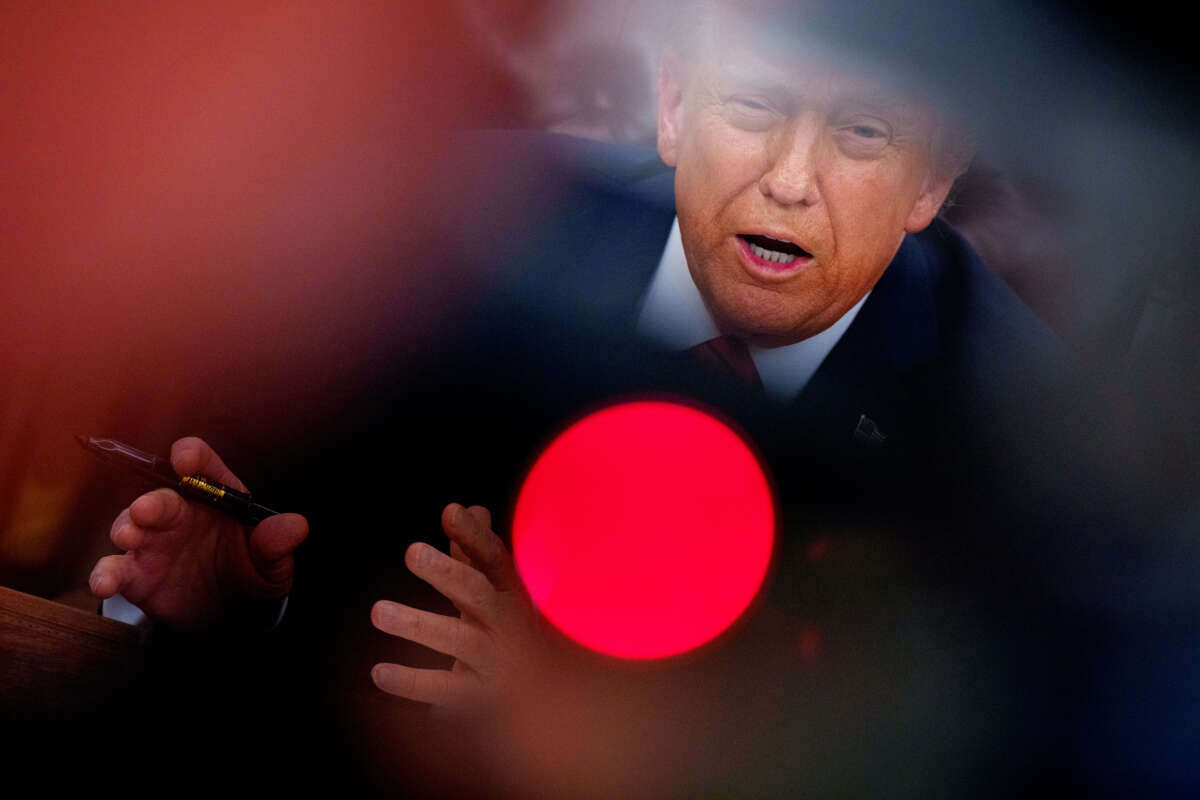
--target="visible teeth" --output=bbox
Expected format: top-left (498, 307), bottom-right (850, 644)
top-left (749, 241), bottom-right (797, 264)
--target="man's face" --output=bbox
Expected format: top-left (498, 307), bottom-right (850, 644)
top-left (657, 35), bottom-right (954, 346)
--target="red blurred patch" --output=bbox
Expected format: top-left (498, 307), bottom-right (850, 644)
top-left (512, 400), bottom-right (775, 659)
top-left (797, 624), bottom-right (822, 662)
top-left (805, 535), bottom-right (831, 562)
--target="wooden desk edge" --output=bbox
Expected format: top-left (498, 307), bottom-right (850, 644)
top-left (0, 583), bottom-right (142, 647)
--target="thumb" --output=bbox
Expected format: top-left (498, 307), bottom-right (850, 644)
top-left (247, 512), bottom-right (309, 590)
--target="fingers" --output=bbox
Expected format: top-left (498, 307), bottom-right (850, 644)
top-left (465, 504), bottom-right (492, 530)
top-left (377, 504), bottom-right (539, 711)
top-left (406, 541), bottom-right (505, 627)
top-left (170, 436), bottom-right (247, 491)
top-left (440, 503), bottom-right (521, 592)
top-left (109, 507), bottom-right (143, 551)
top-left (371, 662), bottom-right (479, 708)
top-left (247, 513), bottom-right (308, 589)
top-left (88, 554), bottom-right (131, 599)
top-left (128, 488), bottom-right (190, 530)
top-left (372, 600), bottom-right (487, 665)
top-left (111, 489), bottom-right (189, 550)
top-left (250, 513), bottom-right (308, 561)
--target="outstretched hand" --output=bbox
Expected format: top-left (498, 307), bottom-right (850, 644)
top-left (371, 503), bottom-right (547, 714)
top-left (89, 436), bottom-right (308, 629)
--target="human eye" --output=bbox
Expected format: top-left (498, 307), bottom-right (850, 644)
top-left (834, 116), bottom-right (893, 156)
top-left (846, 122), bottom-right (888, 140)
top-left (722, 94), bottom-right (780, 129)
top-left (730, 95), bottom-right (772, 112)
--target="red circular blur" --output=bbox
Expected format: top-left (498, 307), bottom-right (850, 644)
top-left (512, 400), bottom-right (774, 659)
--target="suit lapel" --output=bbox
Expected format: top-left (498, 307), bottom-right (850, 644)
top-left (792, 232), bottom-right (944, 454)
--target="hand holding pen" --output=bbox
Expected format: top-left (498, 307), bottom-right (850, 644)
top-left (86, 436), bottom-right (308, 629)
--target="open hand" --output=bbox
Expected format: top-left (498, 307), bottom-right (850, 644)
top-left (371, 503), bottom-right (546, 713)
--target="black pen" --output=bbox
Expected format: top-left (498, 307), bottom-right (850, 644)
top-left (75, 435), bottom-right (279, 526)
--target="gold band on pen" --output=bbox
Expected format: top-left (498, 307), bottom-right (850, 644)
top-left (180, 474), bottom-right (227, 500)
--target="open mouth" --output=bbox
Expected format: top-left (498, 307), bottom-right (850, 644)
top-left (738, 234), bottom-right (810, 266)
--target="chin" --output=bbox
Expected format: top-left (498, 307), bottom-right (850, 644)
top-left (708, 285), bottom-right (814, 343)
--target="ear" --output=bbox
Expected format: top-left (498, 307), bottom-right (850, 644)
top-left (904, 172), bottom-right (956, 233)
top-left (656, 50), bottom-right (686, 168)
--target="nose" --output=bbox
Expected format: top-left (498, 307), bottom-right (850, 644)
top-left (758, 115), bottom-right (823, 207)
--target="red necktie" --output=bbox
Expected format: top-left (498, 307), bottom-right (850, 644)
top-left (689, 334), bottom-right (763, 391)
